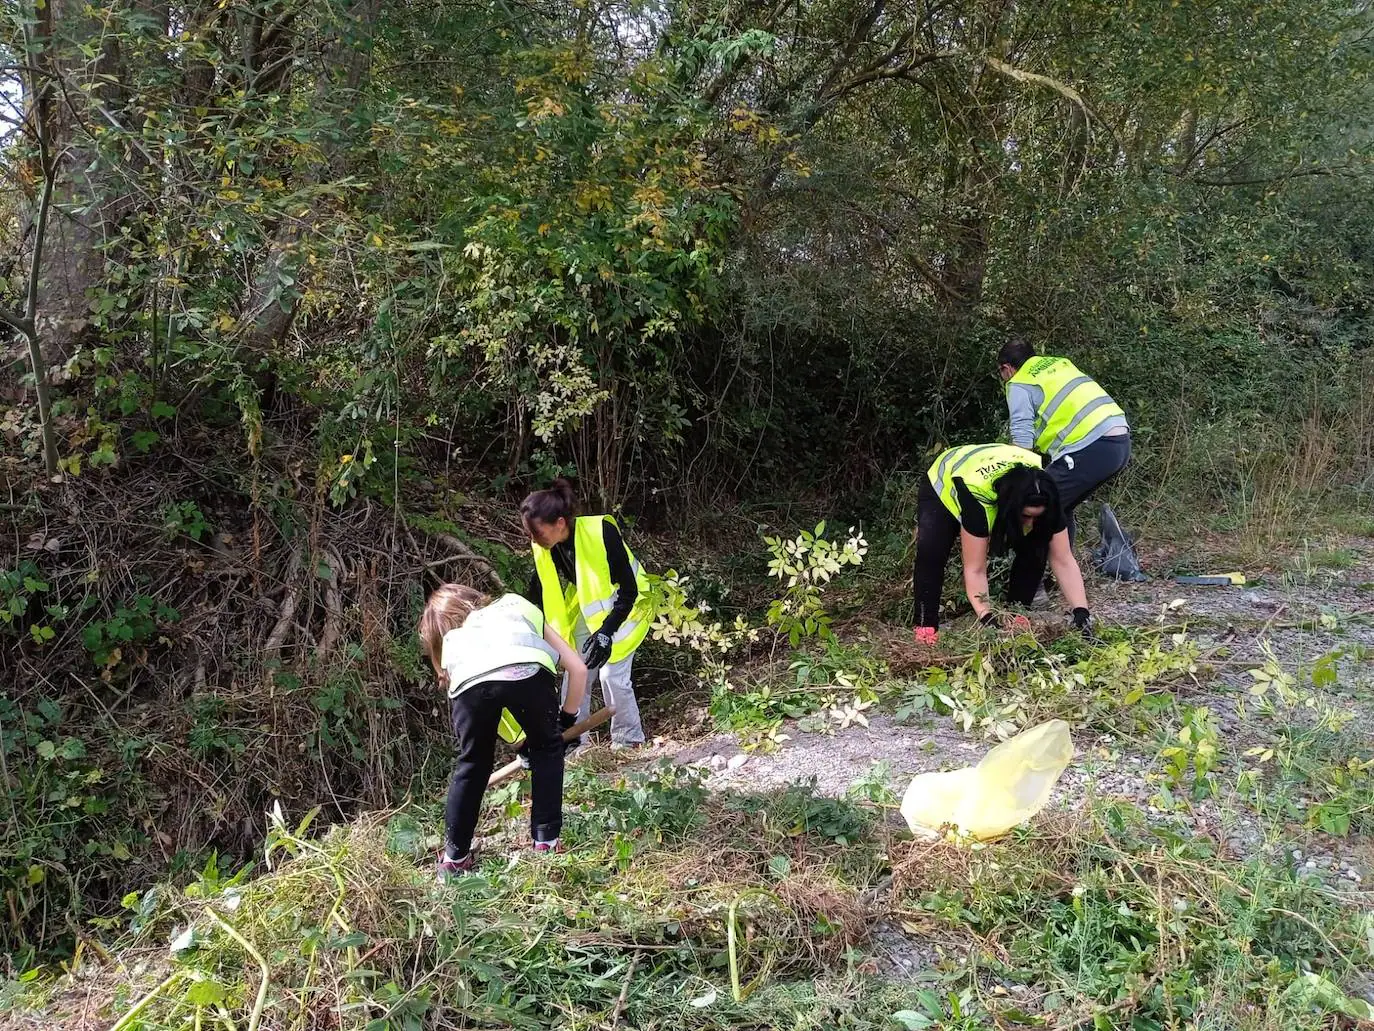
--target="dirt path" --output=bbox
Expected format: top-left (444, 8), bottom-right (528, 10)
top-left (632, 540), bottom-right (1374, 793)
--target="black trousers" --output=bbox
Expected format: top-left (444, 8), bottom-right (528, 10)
top-left (913, 478), bottom-right (1048, 630)
top-left (446, 668), bottom-right (563, 856)
top-left (1047, 433), bottom-right (1131, 547)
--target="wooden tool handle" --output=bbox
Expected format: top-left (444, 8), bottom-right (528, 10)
top-left (486, 705), bottom-right (615, 788)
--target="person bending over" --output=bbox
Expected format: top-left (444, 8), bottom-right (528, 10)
top-left (913, 444), bottom-right (1094, 644)
top-left (419, 584), bottom-right (587, 878)
top-left (997, 336), bottom-right (1131, 549)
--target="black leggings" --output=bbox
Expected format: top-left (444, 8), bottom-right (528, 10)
top-left (913, 478), bottom-right (1049, 630)
top-left (446, 668), bottom-right (563, 856)
top-left (1047, 433), bottom-right (1131, 547)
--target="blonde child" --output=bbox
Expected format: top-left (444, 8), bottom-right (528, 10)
top-left (418, 584), bottom-right (587, 877)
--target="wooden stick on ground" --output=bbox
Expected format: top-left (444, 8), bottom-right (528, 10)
top-left (487, 706), bottom-right (615, 788)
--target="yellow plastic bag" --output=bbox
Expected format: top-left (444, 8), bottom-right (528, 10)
top-left (900, 719), bottom-right (1074, 840)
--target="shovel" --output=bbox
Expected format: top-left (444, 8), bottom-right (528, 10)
top-left (487, 706), bottom-right (615, 787)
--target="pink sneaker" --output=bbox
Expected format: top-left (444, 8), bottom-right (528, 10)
top-left (436, 849), bottom-right (475, 882)
top-left (913, 626), bottom-right (938, 646)
top-left (533, 839), bottom-right (561, 854)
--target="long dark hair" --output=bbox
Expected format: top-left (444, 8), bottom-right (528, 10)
top-left (988, 466), bottom-right (1062, 556)
top-left (521, 477), bottom-right (578, 532)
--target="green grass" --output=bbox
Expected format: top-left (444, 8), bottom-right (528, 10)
top-left (6, 625), bottom-right (1374, 1031)
top-left (1325, 510), bottom-right (1374, 541)
top-left (7, 762), bottom-right (1371, 1030)
top-left (1308, 547), bottom-right (1358, 571)
top-left (13, 780), bottom-right (1374, 1028)
top-left (4, 767), bottom-right (898, 1030)
top-left (894, 805), bottom-right (1374, 1029)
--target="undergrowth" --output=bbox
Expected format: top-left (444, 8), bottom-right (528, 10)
top-left (708, 625), bottom-right (1203, 748)
top-left (3, 766), bottom-right (896, 1030)
top-left (5, 490), bottom-right (1374, 1028)
top-left (6, 764), bottom-right (1370, 1030)
top-left (893, 804), bottom-right (1374, 1029)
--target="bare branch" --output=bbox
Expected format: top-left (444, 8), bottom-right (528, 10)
top-left (26, 116), bottom-right (53, 326)
top-left (828, 46), bottom-right (958, 100)
top-left (1180, 117), bottom-right (1248, 171)
top-left (16, 3), bottom-right (60, 476)
top-left (978, 53), bottom-right (1123, 153)
top-left (0, 305), bottom-right (30, 333)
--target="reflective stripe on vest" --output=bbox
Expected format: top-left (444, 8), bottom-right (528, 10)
top-left (1006, 356), bottom-right (1124, 458)
top-left (579, 556), bottom-right (645, 618)
top-left (440, 594), bottom-right (558, 700)
top-left (531, 515), bottom-right (652, 663)
top-left (927, 443), bottom-right (1042, 526)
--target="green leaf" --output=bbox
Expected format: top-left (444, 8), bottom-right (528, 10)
top-left (1289, 972), bottom-right (1374, 1019)
top-left (151, 401), bottom-right (176, 420)
top-left (169, 926), bottom-right (198, 954)
top-left (1311, 653), bottom-right (1339, 689)
top-left (59, 737), bottom-right (86, 760)
top-left (183, 980), bottom-right (228, 1007)
top-left (295, 806), bottom-right (322, 837)
top-left (890, 1011), bottom-right (934, 1030)
top-left (36, 740), bottom-right (56, 760)
top-left (768, 855), bottom-right (791, 879)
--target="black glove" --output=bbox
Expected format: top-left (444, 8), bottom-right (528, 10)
top-left (582, 631), bottom-right (612, 670)
top-left (558, 708), bottom-right (581, 753)
top-left (1071, 607), bottom-right (1100, 641)
top-left (978, 612), bottom-right (999, 628)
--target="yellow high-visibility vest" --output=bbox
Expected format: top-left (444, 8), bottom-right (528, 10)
top-left (1007, 356), bottom-right (1124, 458)
top-left (532, 515), bottom-right (651, 665)
top-left (928, 444), bottom-right (1042, 528)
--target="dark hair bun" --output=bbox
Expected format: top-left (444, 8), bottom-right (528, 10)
top-left (521, 478), bottom-right (579, 525)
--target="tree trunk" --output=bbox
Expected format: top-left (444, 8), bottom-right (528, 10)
top-left (26, 0), bottom-right (144, 371)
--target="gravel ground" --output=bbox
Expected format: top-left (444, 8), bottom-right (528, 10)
top-left (616, 538), bottom-right (1374, 982)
